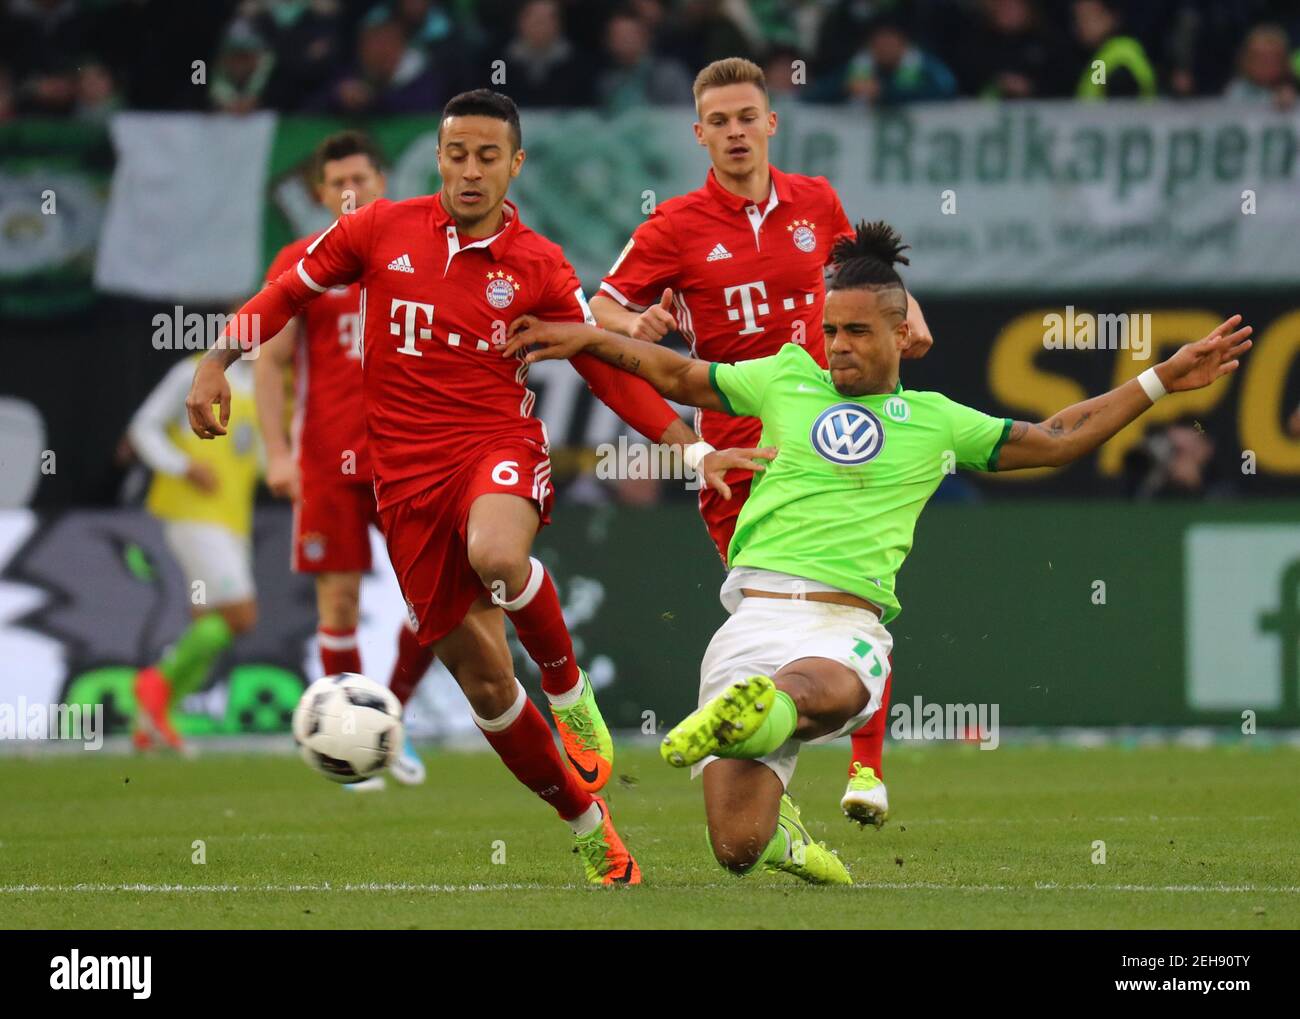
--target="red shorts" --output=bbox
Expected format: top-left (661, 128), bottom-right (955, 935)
top-left (292, 480), bottom-right (380, 573)
top-left (379, 440), bottom-right (553, 646)
top-left (699, 472), bottom-right (753, 564)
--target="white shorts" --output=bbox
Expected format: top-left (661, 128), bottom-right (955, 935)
top-left (694, 597), bottom-right (893, 788)
top-left (162, 521), bottom-right (255, 607)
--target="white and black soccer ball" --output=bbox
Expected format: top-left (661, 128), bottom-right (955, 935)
top-left (292, 673), bottom-right (404, 784)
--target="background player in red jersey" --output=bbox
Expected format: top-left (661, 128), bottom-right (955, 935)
top-left (256, 131), bottom-right (431, 788)
top-left (589, 58), bottom-right (936, 829)
top-left (186, 90), bottom-right (754, 885)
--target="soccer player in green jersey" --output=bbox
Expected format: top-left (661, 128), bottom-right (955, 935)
top-left (503, 221), bottom-right (1253, 885)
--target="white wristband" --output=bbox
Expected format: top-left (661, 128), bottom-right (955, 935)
top-left (1137, 367), bottom-right (1167, 403)
top-left (683, 440), bottom-right (716, 473)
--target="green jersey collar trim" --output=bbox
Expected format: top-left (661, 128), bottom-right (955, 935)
top-left (708, 362), bottom-right (736, 415)
top-left (987, 418), bottom-right (1015, 472)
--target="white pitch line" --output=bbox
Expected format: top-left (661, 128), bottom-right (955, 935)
top-left (859, 881), bottom-right (1300, 894)
top-left (0, 882), bottom-right (551, 894)
top-left (1, 881), bottom-right (1296, 895)
top-left (893, 815), bottom-right (1279, 825)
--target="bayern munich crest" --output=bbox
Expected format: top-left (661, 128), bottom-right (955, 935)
top-left (810, 403), bottom-right (885, 466)
top-left (788, 218), bottom-right (817, 253)
top-left (301, 532), bottom-right (327, 562)
top-left (485, 270), bottom-right (519, 309)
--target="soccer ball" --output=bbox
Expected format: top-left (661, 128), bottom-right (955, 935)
top-left (292, 673), bottom-right (404, 784)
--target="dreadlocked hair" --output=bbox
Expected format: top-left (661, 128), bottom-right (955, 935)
top-left (829, 220), bottom-right (911, 292)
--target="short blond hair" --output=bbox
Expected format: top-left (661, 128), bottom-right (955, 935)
top-left (692, 57), bottom-right (768, 112)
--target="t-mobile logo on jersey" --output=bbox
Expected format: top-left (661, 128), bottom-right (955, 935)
top-left (390, 298), bottom-right (496, 356)
top-left (391, 298), bottom-right (435, 357)
top-left (723, 281), bottom-right (770, 336)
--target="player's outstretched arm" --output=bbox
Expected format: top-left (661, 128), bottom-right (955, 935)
top-left (189, 214), bottom-right (369, 438)
top-left (504, 315), bottom-right (726, 412)
top-left (994, 315), bottom-right (1251, 471)
top-left (188, 270), bottom-right (334, 438)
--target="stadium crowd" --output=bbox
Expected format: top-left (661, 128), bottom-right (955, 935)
top-left (3, 0), bottom-right (1300, 120)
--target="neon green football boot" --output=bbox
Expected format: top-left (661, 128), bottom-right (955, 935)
top-left (551, 668), bottom-right (613, 792)
top-left (660, 675), bottom-right (776, 768)
top-left (769, 794), bottom-right (853, 885)
top-left (841, 761), bottom-right (889, 829)
top-left (573, 797), bottom-right (641, 886)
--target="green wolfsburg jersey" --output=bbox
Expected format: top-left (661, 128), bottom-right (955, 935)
top-left (710, 343), bottom-right (1013, 623)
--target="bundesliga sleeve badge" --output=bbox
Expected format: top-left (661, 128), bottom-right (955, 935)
top-left (788, 218), bottom-right (817, 253)
top-left (485, 270), bottom-right (520, 310)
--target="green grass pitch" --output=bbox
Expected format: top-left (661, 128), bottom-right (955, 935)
top-left (1, 744), bottom-right (1296, 929)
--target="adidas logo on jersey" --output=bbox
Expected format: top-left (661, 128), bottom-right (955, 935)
top-left (387, 254), bottom-right (415, 273)
top-left (706, 243), bottom-right (732, 262)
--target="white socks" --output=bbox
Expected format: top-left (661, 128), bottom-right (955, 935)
top-left (470, 680), bottom-right (528, 732)
top-left (493, 556), bottom-right (544, 611)
top-left (567, 800), bottom-right (603, 836)
top-left (546, 671), bottom-right (585, 708)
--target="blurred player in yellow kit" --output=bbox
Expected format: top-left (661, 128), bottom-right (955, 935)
top-left (127, 350), bottom-right (260, 750)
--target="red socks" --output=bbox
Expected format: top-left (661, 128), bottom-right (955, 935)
top-left (497, 557), bottom-right (580, 696)
top-left (475, 681), bottom-right (592, 820)
top-left (388, 622), bottom-right (435, 707)
top-left (320, 624), bottom-right (434, 705)
top-left (318, 627), bottom-right (361, 676)
top-left (849, 663), bottom-right (893, 780)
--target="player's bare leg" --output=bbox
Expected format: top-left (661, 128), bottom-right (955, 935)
top-left (315, 571), bottom-right (363, 673)
top-left (702, 758), bottom-right (782, 871)
top-left (466, 493), bottom-right (614, 792)
top-left (844, 666), bottom-right (892, 828)
top-left (134, 600), bottom-right (255, 753)
top-left (700, 756), bottom-right (851, 886)
top-left (433, 596), bottom-right (639, 885)
top-left (670, 657), bottom-right (868, 884)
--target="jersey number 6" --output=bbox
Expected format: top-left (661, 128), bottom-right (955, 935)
top-left (491, 460), bottom-right (520, 486)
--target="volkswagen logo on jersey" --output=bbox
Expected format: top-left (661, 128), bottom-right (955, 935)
top-left (810, 403), bottom-right (886, 465)
top-left (485, 270), bottom-right (519, 309)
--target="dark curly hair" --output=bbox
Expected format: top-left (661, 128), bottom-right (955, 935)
top-left (828, 220), bottom-right (910, 319)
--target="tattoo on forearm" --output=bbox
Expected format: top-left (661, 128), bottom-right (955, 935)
top-left (1009, 420), bottom-right (1053, 442)
top-left (203, 344), bottom-right (239, 369)
top-left (1046, 411), bottom-right (1094, 434)
top-left (1012, 410), bottom-right (1095, 444)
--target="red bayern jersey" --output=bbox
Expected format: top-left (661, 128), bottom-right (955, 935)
top-left (248, 193), bottom-right (677, 510)
top-left (599, 164), bottom-right (853, 450)
top-left (265, 235), bottom-right (370, 484)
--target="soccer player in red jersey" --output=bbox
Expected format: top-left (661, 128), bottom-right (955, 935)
top-left (589, 58), bottom-right (935, 829)
top-left (256, 131), bottom-right (432, 787)
top-left (186, 90), bottom-right (752, 884)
